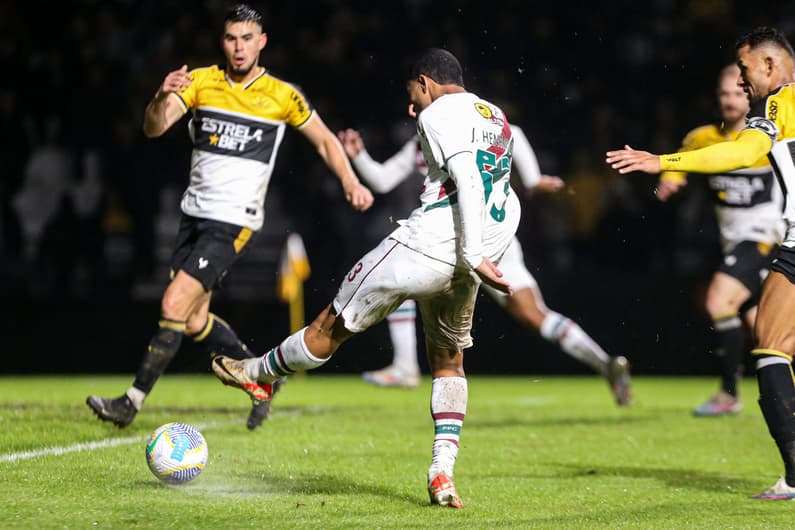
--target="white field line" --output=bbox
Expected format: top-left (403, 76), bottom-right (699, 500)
top-left (0, 421), bottom-right (225, 464)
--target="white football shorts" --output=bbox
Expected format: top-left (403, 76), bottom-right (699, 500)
top-left (332, 237), bottom-right (480, 351)
top-left (480, 236), bottom-right (537, 304)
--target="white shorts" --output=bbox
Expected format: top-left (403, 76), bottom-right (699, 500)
top-left (480, 236), bottom-right (537, 305)
top-left (332, 237), bottom-right (480, 351)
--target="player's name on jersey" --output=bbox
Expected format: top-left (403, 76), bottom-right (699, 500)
top-left (472, 128), bottom-right (510, 148)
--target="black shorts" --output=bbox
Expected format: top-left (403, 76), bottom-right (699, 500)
top-left (719, 240), bottom-right (776, 303)
top-left (770, 245), bottom-right (795, 286)
top-left (170, 215), bottom-right (257, 291)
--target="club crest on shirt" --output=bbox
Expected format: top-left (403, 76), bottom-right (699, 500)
top-left (474, 102), bottom-right (493, 119)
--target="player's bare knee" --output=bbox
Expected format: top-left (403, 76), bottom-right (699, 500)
top-left (755, 317), bottom-right (795, 353)
top-left (756, 333), bottom-right (795, 356)
top-left (160, 293), bottom-right (186, 321)
top-left (705, 296), bottom-right (736, 319)
top-left (184, 313), bottom-right (206, 336)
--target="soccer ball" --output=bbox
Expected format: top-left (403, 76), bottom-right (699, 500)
top-left (145, 422), bottom-right (208, 484)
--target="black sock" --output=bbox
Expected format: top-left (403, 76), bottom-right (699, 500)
top-left (711, 315), bottom-right (744, 396)
top-left (133, 318), bottom-right (185, 394)
top-left (755, 356), bottom-right (795, 487)
top-left (192, 313), bottom-right (253, 360)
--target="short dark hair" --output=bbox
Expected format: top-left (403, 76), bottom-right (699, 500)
top-left (409, 48), bottom-right (464, 87)
top-left (736, 26), bottom-right (794, 57)
top-left (224, 3), bottom-right (264, 31)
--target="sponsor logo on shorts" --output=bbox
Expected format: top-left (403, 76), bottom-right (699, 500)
top-left (199, 257), bottom-right (209, 269)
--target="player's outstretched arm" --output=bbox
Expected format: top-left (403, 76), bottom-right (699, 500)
top-left (532, 175), bottom-right (565, 193)
top-left (143, 65), bottom-right (191, 138)
top-left (302, 115), bottom-right (374, 211)
top-left (605, 145), bottom-right (661, 174)
top-left (338, 129), bottom-right (417, 193)
top-left (608, 131), bottom-right (770, 176)
top-left (509, 124), bottom-right (563, 196)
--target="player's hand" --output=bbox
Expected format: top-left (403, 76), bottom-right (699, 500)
top-left (530, 175), bottom-right (564, 195)
top-left (474, 258), bottom-right (512, 295)
top-left (157, 65), bottom-right (191, 99)
top-left (606, 145), bottom-right (661, 174)
top-left (337, 129), bottom-right (364, 158)
top-left (344, 181), bottom-right (374, 211)
top-left (407, 104), bottom-right (418, 119)
top-left (655, 179), bottom-right (686, 202)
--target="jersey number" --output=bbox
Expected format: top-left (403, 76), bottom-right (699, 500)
top-left (347, 262), bottom-right (363, 282)
top-left (475, 149), bottom-right (511, 222)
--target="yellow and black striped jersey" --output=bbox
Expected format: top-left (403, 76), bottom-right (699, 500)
top-left (174, 65), bottom-right (314, 230)
top-left (745, 83), bottom-right (795, 245)
top-left (661, 123), bottom-right (783, 248)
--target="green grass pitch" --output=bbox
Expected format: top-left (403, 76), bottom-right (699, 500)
top-left (1, 374), bottom-right (792, 528)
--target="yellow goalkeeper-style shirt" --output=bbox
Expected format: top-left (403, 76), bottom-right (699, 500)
top-left (174, 65), bottom-right (314, 230)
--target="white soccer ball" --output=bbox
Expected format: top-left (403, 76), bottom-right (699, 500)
top-left (145, 422), bottom-right (208, 484)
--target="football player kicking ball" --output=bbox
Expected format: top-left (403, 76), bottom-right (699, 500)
top-left (213, 48), bottom-right (518, 508)
top-left (338, 116), bottom-right (631, 405)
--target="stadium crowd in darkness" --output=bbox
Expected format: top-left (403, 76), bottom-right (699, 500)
top-left (2, 1), bottom-right (795, 310)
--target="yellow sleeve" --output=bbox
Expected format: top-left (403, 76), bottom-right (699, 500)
top-left (174, 68), bottom-right (202, 111)
top-left (282, 84), bottom-right (314, 128)
top-left (659, 129), bottom-right (771, 173)
top-left (658, 128), bottom-right (700, 184)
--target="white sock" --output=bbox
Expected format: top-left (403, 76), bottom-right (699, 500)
top-left (387, 300), bottom-right (419, 375)
top-left (125, 387), bottom-right (146, 410)
top-left (540, 311), bottom-right (610, 376)
top-left (248, 327), bottom-right (327, 382)
top-left (428, 377), bottom-right (468, 481)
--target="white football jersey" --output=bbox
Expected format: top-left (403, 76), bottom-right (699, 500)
top-left (352, 125), bottom-right (539, 191)
top-left (389, 92), bottom-right (520, 267)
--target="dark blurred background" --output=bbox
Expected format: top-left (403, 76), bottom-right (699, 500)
top-left (3, 0), bottom-right (794, 376)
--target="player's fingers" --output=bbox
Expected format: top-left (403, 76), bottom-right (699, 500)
top-left (486, 260), bottom-right (503, 277)
top-left (350, 189), bottom-right (372, 211)
top-left (617, 162), bottom-right (640, 174)
top-left (361, 191), bottom-right (374, 210)
top-left (490, 278), bottom-right (512, 295)
top-left (606, 150), bottom-right (633, 162)
top-left (608, 157), bottom-right (631, 169)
